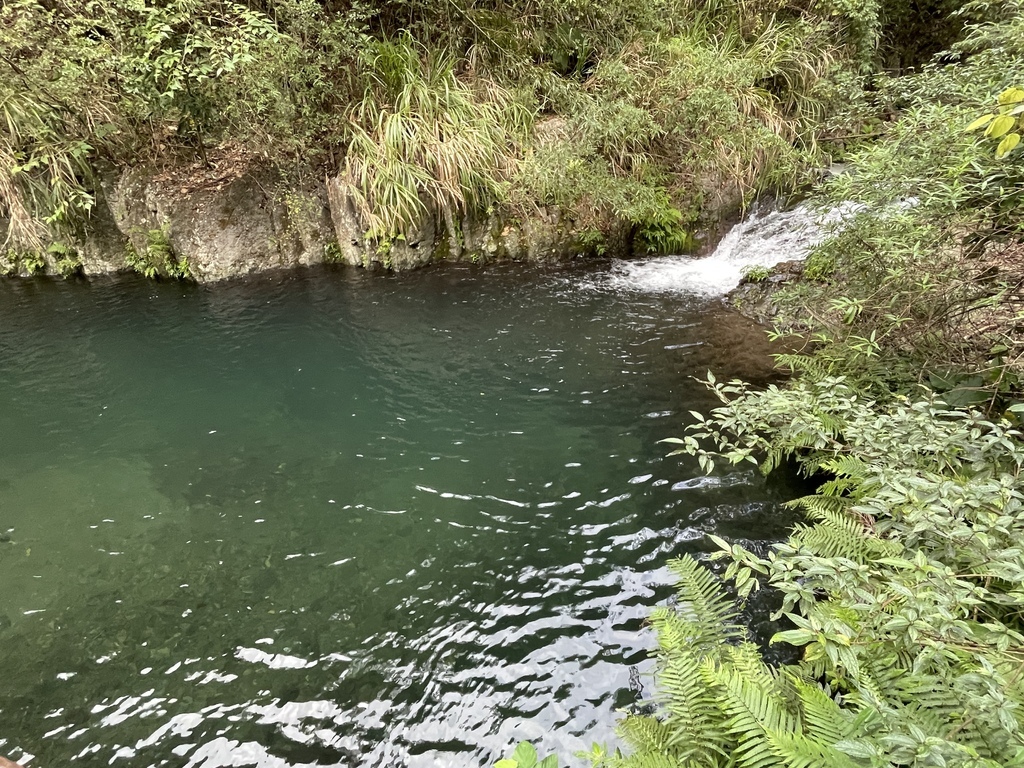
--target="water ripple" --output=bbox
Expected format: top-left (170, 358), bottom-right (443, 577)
top-left (0, 266), bottom-right (801, 767)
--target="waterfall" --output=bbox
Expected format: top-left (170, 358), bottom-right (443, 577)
top-left (604, 202), bottom-right (856, 298)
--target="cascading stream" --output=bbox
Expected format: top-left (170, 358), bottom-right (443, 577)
top-left (605, 202), bottom-right (855, 297)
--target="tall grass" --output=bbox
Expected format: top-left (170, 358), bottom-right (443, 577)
top-left (343, 33), bottom-right (533, 240)
top-left (0, 91), bottom-right (96, 250)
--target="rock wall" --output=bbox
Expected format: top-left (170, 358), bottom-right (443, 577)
top-left (2, 163), bottom-right (625, 282)
top-left (324, 177), bottom-right (625, 271)
top-left (106, 166), bottom-right (336, 282)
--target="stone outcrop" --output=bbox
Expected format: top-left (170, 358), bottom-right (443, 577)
top-left (324, 177), bottom-right (624, 270)
top-left (729, 259), bottom-right (805, 325)
top-left (2, 161), bottom-right (625, 282)
top-left (106, 165), bottom-right (336, 282)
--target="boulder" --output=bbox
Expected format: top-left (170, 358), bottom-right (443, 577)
top-left (105, 164), bottom-right (335, 281)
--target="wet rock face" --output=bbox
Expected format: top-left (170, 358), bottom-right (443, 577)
top-left (729, 259), bottom-right (805, 325)
top-left (323, 177), bottom-right (620, 271)
top-left (106, 167), bottom-right (335, 282)
top-left (100, 166), bottom-right (621, 280)
top-left (5, 163), bottom-right (626, 281)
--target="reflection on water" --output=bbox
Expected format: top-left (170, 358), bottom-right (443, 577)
top-left (0, 264), bottom-right (798, 767)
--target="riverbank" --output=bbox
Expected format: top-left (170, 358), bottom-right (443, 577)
top-left (0, 159), bottom-right (640, 282)
top-left (3, 0), bottom-right (907, 283)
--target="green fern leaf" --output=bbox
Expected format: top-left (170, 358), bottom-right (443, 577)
top-left (767, 732), bottom-right (860, 768)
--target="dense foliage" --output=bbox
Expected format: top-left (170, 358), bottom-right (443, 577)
top-left (622, 378), bottom-right (1024, 768)
top-left (768, 1), bottom-right (1024, 400)
top-left (0, 0), bottom-right (969, 261)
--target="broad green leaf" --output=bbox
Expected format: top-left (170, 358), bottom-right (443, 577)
top-left (495, 761), bottom-right (518, 768)
top-left (709, 534), bottom-right (732, 553)
top-left (538, 756), bottom-right (559, 768)
top-left (771, 628), bottom-right (815, 646)
top-left (512, 743), bottom-right (538, 768)
top-left (998, 87), bottom-right (1024, 105)
top-left (836, 740), bottom-right (880, 759)
top-left (997, 132), bottom-right (1021, 158)
top-left (966, 113), bottom-right (995, 131)
top-left (986, 114), bottom-right (1016, 138)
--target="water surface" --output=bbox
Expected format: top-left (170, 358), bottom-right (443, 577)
top-left (0, 264), bottom-right (798, 767)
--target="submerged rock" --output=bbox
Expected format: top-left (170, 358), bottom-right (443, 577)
top-left (729, 259), bottom-right (805, 325)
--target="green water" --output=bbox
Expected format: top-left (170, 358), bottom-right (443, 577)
top-left (0, 264), bottom-right (797, 767)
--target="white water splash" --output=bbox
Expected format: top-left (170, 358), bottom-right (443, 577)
top-left (605, 202), bottom-right (856, 298)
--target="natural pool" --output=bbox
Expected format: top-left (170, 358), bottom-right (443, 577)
top-left (0, 263), bottom-right (800, 767)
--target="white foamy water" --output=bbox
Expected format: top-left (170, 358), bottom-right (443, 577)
top-left (605, 202), bottom-right (854, 297)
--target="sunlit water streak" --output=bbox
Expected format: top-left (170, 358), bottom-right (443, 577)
top-left (0, 263), bottom-right (802, 767)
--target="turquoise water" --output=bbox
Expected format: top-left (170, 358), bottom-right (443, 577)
top-left (0, 264), bottom-right (797, 767)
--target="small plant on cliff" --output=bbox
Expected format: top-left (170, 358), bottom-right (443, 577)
top-left (323, 241), bottom-right (344, 263)
top-left (48, 242), bottom-right (81, 278)
top-left (0, 247), bottom-right (46, 276)
top-left (126, 226), bottom-right (192, 280)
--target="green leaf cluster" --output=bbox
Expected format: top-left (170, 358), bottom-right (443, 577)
top-left (495, 742), bottom-right (559, 768)
top-left (967, 87), bottom-right (1024, 159)
top-left (642, 376), bottom-right (1024, 768)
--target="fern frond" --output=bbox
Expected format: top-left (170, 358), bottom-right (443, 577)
top-left (819, 455), bottom-right (871, 482)
top-left (892, 674), bottom-right (962, 715)
top-left (664, 556), bottom-right (745, 649)
top-left (618, 715), bottom-right (675, 754)
top-left (722, 643), bottom-right (777, 689)
top-left (787, 494), bottom-right (851, 515)
top-left (792, 678), bottom-right (851, 745)
top-left (659, 648), bottom-right (731, 763)
top-left (846, 654), bottom-right (907, 710)
top-left (773, 354), bottom-right (834, 379)
top-left (715, 665), bottom-right (800, 768)
top-left (766, 732), bottom-right (860, 768)
top-left (812, 410), bottom-right (846, 440)
top-left (607, 752), bottom-right (691, 768)
top-left (791, 508), bottom-right (898, 563)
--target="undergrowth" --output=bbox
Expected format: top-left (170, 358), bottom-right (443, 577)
top-left (0, 0), bottom-right (932, 264)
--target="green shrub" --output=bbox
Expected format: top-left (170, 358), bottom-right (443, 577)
top-left (602, 376), bottom-right (1024, 768)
